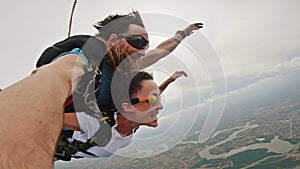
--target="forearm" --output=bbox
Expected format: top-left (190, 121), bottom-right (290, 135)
top-left (0, 54), bottom-right (86, 169)
top-left (159, 76), bottom-right (175, 94)
top-left (139, 33), bottom-right (185, 69)
top-left (156, 32), bottom-right (185, 52)
top-left (63, 113), bottom-right (81, 131)
top-left (159, 70), bottom-right (187, 93)
top-left (140, 23), bottom-right (203, 69)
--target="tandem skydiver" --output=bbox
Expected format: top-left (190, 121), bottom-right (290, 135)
top-left (36, 10), bottom-right (200, 160)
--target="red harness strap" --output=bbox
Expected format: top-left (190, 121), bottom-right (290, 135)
top-left (64, 96), bottom-right (73, 108)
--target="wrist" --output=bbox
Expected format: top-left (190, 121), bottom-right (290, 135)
top-left (169, 76), bottom-right (176, 82)
top-left (176, 30), bottom-right (186, 39)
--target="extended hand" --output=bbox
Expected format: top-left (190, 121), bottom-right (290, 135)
top-left (183, 23), bottom-right (203, 36)
top-left (171, 71), bottom-right (188, 80)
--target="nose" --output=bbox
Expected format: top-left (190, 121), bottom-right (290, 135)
top-left (144, 44), bottom-right (149, 51)
top-left (136, 48), bottom-right (147, 56)
top-left (155, 100), bottom-right (163, 110)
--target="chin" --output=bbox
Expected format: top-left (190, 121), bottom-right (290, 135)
top-left (146, 120), bottom-right (158, 128)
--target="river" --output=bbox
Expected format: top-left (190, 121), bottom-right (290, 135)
top-left (197, 122), bottom-right (294, 160)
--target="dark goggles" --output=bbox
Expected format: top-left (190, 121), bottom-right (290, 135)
top-left (119, 34), bottom-right (149, 50)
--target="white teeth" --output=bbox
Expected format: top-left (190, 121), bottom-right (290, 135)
top-left (151, 114), bottom-right (157, 118)
top-left (150, 111), bottom-right (159, 119)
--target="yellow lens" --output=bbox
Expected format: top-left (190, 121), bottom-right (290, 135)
top-left (149, 96), bottom-right (157, 107)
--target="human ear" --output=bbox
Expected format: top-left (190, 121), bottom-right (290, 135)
top-left (107, 34), bottom-right (119, 46)
top-left (121, 103), bottom-right (135, 113)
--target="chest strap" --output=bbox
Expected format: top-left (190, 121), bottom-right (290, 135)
top-left (55, 119), bottom-right (112, 161)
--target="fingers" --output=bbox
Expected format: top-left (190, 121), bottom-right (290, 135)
top-left (177, 71), bottom-right (188, 77)
top-left (172, 71), bottom-right (188, 79)
top-left (191, 23), bottom-right (203, 31)
top-left (193, 23), bottom-right (204, 29)
top-left (183, 23), bottom-right (204, 37)
top-left (182, 71), bottom-right (188, 77)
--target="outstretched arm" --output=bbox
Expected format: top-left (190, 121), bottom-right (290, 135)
top-left (0, 54), bottom-right (86, 169)
top-left (63, 113), bottom-right (81, 131)
top-left (139, 23), bottom-right (203, 69)
top-left (159, 71), bottom-right (188, 94)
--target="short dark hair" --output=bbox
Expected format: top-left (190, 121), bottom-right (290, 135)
top-left (111, 71), bottom-right (153, 112)
top-left (129, 71), bottom-right (153, 98)
top-left (94, 10), bottom-right (145, 40)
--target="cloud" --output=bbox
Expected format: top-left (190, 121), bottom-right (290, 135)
top-left (256, 56), bottom-right (300, 78)
top-left (201, 78), bottom-right (265, 105)
top-left (203, 0), bottom-right (300, 80)
top-left (202, 94), bottom-right (225, 104)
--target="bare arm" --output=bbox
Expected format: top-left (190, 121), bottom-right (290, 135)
top-left (139, 23), bottom-right (203, 69)
top-left (63, 113), bottom-right (81, 131)
top-left (159, 71), bottom-right (188, 94)
top-left (0, 54), bottom-right (86, 169)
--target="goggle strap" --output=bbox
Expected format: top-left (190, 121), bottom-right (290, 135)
top-left (130, 98), bottom-right (140, 105)
top-left (130, 96), bottom-right (157, 106)
top-left (139, 97), bottom-right (149, 102)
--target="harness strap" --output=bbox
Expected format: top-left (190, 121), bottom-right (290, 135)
top-left (64, 96), bottom-right (73, 108)
top-left (55, 115), bottom-right (113, 161)
top-left (69, 139), bottom-right (98, 157)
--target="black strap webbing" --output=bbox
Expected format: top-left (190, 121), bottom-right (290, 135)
top-left (55, 118), bottom-right (113, 161)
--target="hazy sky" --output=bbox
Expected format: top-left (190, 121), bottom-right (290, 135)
top-left (1, 0), bottom-right (300, 89)
top-left (1, 0), bottom-right (300, 161)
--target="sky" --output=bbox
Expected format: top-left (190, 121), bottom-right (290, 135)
top-left (1, 0), bottom-right (300, 162)
top-left (1, 0), bottom-right (299, 89)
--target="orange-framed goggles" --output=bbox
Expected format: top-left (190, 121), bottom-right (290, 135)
top-left (130, 94), bottom-right (159, 107)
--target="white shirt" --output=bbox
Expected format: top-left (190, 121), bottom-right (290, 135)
top-left (71, 112), bottom-right (133, 158)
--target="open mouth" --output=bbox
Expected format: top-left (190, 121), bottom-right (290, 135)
top-left (150, 111), bottom-right (159, 119)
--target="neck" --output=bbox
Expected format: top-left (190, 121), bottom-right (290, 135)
top-left (115, 113), bottom-right (139, 137)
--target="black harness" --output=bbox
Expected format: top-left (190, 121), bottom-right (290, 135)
top-left (55, 130), bottom-right (97, 161)
top-left (55, 117), bottom-right (113, 161)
